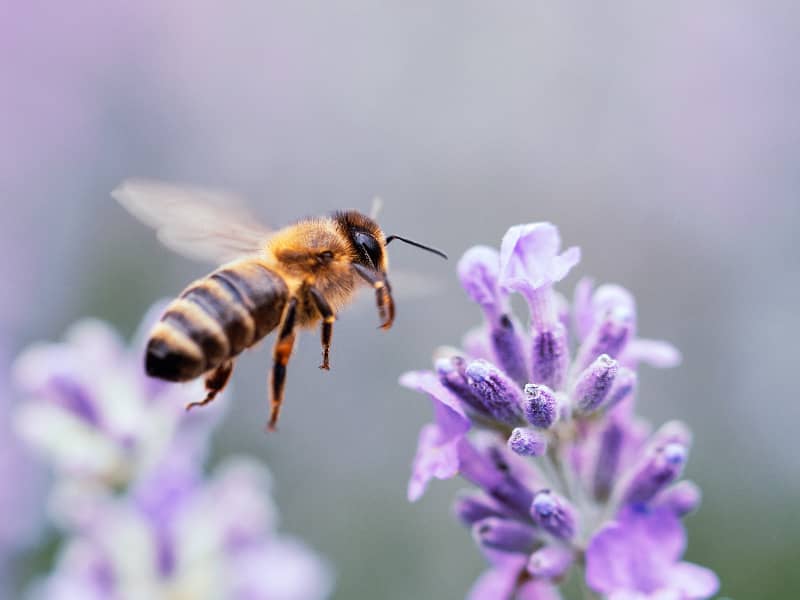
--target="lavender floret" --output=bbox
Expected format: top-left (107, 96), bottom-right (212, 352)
top-left (507, 427), bottom-right (548, 457)
top-left (572, 353), bottom-right (619, 414)
top-left (472, 517), bottom-right (540, 554)
top-left (465, 359), bottom-right (525, 425)
top-left (530, 490), bottom-right (578, 541)
top-left (523, 383), bottom-right (558, 429)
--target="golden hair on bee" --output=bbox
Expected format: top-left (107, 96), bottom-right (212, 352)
top-left (113, 180), bottom-right (446, 431)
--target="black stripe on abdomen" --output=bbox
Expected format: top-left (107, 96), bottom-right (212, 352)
top-left (182, 280), bottom-right (254, 356)
top-left (213, 264), bottom-right (288, 340)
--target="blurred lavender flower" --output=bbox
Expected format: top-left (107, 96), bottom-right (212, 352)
top-left (13, 304), bottom-right (333, 600)
top-left (402, 223), bottom-right (718, 599)
top-left (12, 303), bottom-right (218, 496)
top-left (27, 457), bottom-right (332, 600)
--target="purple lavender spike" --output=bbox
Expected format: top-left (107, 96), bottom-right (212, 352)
top-left (530, 490), bottom-right (578, 541)
top-left (575, 308), bottom-right (634, 372)
top-left (507, 427), bottom-right (548, 457)
top-left (523, 384), bottom-right (558, 429)
top-left (572, 354), bottom-right (618, 414)
top-left (465, 359), bottom-right (524, 425)
top-left (472, 517), bottom-right (540, 554)
top-left (655, 480), bottom-right (702, 517)
top-left (531, 323), bottom-right (570, 391)
top-left (620, 442), bottom-right (688, 505)
top-left (527, 545), bottom-right (574, 579)
top-left (454, 492), bottom-right (508, 526)
top-left (489, 314), bottom-right (529, 385)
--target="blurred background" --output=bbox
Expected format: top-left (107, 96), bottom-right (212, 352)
top-left (2, 1), bottom-right (798, 598)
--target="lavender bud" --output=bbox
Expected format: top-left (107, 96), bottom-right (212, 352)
top-left (622, 442), bottom-right (688, 505)
top-left (457, 439), bottom-right (533, 516)
top-left (575, 307), bottom-right (633, 371)
top-left (527, 545), bottom-right (574, 579)
top-left (453, 492), bottom-right (507, 525)
top-left (530, 490), bottom-right (577, 540)
top-left (572, 354), bottom-right (618, 414)
top-left (458, 246), bottom-right (502, 318)
top-left (523, 383), bottom-right (557, 429)
top-left (531, 323), bottom-right (570, 391)
top-left (465, 359), bottom-right (524, 425)
top-left (489, 314), bottom-right (529, 385)
top-left (507, 427), bottom-right (548, 457)
top-left (472, 517), bottom-right (540, 554)
top-left (604, 367), bottom-right (637, 411)
top-left (655, 480), bottom-right (702, 517)
top-left (435, 356), bottom-right (486, 415)
top-left (593, 418), bottom-right (624, 501)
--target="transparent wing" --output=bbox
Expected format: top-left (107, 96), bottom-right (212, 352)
top-left (112, 179), bottom-right (273, 264)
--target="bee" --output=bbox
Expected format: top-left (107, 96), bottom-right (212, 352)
top-left (113, 180), bottom-right (446, 430)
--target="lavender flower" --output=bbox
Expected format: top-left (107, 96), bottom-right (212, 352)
top-left (12, 304), bottom-right (220, 491)
top-left (402, 223), bottom-right (718, 599)
top-left (27, 457), bottom-right (333, 600)
top-left (13, 304), bottom-right (333, 599)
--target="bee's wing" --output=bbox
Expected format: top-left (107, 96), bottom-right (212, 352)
top-left (113, 179), bottom-right (273, 264)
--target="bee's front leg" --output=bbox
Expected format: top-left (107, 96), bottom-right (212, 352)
top-left (309, 287), bottom-right (335, 370)
top-left (352, 264), bottom-right (395, 330)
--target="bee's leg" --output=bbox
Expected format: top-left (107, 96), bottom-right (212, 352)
top-left (186, 360), bottom-right (234, 411)
top-left (309, 287), bottom-right (335, 370)
top-left (352, 264), bottom-right (395, 330)
top-left (268, 297), bottom-right (298, 431)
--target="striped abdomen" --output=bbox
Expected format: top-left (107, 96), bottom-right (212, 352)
top-left (145, 261), bottom-right (288, 381)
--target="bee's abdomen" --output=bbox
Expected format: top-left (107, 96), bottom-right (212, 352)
top-left (146, 262), bottom-right (288, 382)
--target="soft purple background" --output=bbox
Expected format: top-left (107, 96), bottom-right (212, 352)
top-left (2, 2), bottom-right (798, 598)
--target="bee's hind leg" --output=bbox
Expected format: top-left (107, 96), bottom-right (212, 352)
top-left (309, 287), bottom-right (335, 370)
top-left (268, 297), bottom-right (298, 431)
top-left (186, 360), bottom-right (234, 411)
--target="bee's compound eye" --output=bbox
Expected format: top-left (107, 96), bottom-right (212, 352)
top-left (355, 231), bottom-right (382, 268)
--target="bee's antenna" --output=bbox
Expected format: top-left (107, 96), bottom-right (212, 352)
top-left (385, 235), bottom-right (448, 260)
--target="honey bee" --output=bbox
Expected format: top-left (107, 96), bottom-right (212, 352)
top-left (113, 180), bottom-right (446, 430)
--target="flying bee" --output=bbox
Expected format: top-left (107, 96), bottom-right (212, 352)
top-left (113, 180), bottom-right (446, 430)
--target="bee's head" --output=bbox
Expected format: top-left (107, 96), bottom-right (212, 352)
top-left (333, 210), bottom-right (388, 271)
top-left (334, 209), bottom-right (448, 273)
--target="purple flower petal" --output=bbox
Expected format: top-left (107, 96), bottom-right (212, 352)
top-left (622, 339), bottom-right (682, 369)
top-left (400, 370), bottom-right (470, 438)
top-left (498, 223), bottom-right (581, 295)
top-left (467, 554), bottom-right (527, 600)
top-left (407, 424), bottom-right (460, 502)
top-left (669, 561), bottom-right (720, 599)
top-left (586, 506), bottom-right (715, 598)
